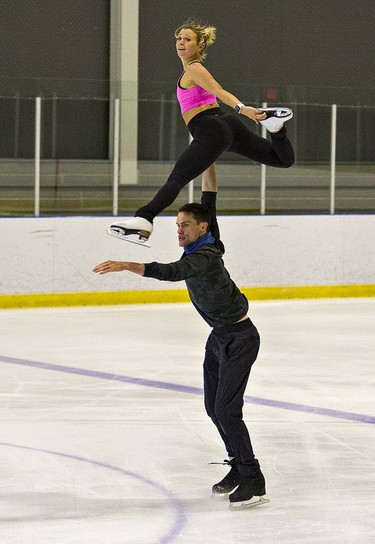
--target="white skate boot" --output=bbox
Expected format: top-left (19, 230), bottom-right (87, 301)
top-left (107, 217), bottom-right (153, 247)
top-left (259, 107), bottom-right (293, 133)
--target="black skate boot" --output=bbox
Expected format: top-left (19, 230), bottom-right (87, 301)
top-left (211, 459), bottom-right (241, 498)
top-left (229, 469), bottom-right (270, 510)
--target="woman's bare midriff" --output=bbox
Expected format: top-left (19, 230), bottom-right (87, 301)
top-left (182, 103), bottom-right (220, 125)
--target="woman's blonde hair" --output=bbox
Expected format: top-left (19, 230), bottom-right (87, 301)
top-left (175, 20), bottom-right (217, 61)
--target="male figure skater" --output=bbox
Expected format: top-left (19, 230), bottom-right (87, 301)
top-left (93, 176), bottom-right (269, 510)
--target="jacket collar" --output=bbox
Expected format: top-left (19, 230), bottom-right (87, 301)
top-left (184, 231), bottom-right (215, 254)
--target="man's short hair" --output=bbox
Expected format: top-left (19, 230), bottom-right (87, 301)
top-left (178, 203), bottom-right (210, 226)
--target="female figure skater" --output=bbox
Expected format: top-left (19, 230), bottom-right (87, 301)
top-left (109, 20), bottom-right (295, 245)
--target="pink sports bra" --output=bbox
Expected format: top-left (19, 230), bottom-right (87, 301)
top-left (177, 64), bottom-right (218, 115)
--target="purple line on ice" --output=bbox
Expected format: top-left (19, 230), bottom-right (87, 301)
top-left (1, 354), bottom-right (374, 424)
top-left (0, 441), bottom-right (187, 544)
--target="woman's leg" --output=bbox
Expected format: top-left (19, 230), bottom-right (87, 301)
top-left (226, 115), bottom-right (295, 168)
top-left (136, 117), bottom-right (232, 222)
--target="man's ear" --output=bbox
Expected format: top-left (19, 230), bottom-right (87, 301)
top-left (200, 221), bottom-right (209, 233)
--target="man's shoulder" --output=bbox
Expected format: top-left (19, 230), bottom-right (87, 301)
top-left (203, 241), bottom-right (224, 255)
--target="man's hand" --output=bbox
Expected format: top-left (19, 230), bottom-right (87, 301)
top-left (93, 260), bottom-right (145, 276)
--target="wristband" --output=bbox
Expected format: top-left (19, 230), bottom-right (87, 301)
top-left (235, 103), bottom-right (245, 114)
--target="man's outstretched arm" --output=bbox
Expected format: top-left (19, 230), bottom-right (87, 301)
top-left (93, 260), bottom-right (145, 275)
top-left (201, 164), bottom-right (217, 194)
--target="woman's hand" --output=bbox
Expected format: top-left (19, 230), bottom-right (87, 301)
top-left (240, 106), bottom-right (267, 123)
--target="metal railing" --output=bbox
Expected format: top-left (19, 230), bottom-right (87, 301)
top-left (1, 97), bottom-right (374, 216)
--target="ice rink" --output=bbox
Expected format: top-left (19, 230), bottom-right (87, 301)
top-left (0, 298), bottom-right (374, 543)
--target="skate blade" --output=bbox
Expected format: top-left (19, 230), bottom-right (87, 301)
top-left (261, 108), bottom-right (292, 119)
top-left (211, 492), bottom-right (230, 500)
top-left (229, 496), bottom-right (270, 510)
top-left (107, 227), bottom-right (151, 248)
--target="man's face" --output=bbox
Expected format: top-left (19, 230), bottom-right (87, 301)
top-left (176, 211), bottom-right (208, 248)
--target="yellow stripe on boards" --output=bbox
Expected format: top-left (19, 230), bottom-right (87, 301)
top-left (0, 290), bottom-right (191, 309)
top-left (0, 284), bottom-right (374, 309)
top-left (241, 284), bottom-right (375, 300)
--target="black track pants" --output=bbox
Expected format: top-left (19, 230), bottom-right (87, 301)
top-left (203, 318), bottom-right (261, 476)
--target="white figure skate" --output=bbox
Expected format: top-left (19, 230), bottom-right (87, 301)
top-left (107, 217), bottom-right (153, 247)
top-left (259, 107), bottom-right (293, 133)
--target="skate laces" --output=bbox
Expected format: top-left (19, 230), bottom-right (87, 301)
top-left (209, 459), bottom-right (234, 466)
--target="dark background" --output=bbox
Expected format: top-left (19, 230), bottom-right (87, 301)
top-left (0, 0), bottom-right (373, 160)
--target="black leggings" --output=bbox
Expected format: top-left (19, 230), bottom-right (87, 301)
top-left (137, 108), bottom-right (295, 223)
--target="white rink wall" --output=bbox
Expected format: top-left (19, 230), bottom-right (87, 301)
top-left (0, 215), bottom-right (374, 296)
